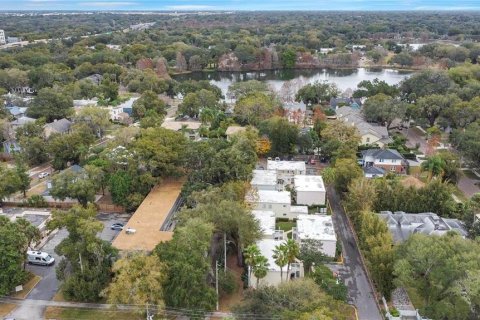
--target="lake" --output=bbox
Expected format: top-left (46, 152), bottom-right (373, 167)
top-left (173, 68), bottom-right (413, 98)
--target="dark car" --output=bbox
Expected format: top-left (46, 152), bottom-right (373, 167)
top-left (110, 223), bottom-right (124, 231)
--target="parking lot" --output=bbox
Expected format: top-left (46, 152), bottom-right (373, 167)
top-left (97, 212), bottom-right (130, 242)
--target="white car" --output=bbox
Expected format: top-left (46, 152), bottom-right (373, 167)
top-left (38, 172), bottom-right (49, 179)
top-left (27, 250), bottom-right (55, 266)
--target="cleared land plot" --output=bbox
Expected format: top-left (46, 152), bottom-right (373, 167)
top-left (112, 179), bottom-right (184, 251)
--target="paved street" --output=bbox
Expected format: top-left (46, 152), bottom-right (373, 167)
top-left (328, 187), bottom-right (383, 320)
top-left (458, 173), bottom-right (480, 198)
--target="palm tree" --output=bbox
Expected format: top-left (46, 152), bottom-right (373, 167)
top-left (421, 155), bottom-right (446, 180)
top-left (284, 239), bottom-right (300, 281)
top-left (253, 255), bottom-right (269, 288)
top-left (244, 244), bottom-right (261, 286)
top-left (273, 243), bottom-right (288, 282)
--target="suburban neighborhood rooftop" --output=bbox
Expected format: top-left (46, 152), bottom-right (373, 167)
top-left (252, 210), bottom-right (276, 236)
top-left (267, 160), bottom-right (306, 172)
top-left (247, 189), bottom-right (291, 204)
top-left (296, 214), bottom-right (337, 241)
top-left (251, 170), bottom-right (278, 186)
top-left (294, 175), bottom-right (325, 192)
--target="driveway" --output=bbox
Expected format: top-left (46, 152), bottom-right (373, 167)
top-left (458, 172), bottom-right (480, 199)
top-left (403, 126), bottom-right (427, 154)
top-left (328, 187), bottom-right (383, 320)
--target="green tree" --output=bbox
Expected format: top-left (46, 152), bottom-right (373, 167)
top-left (132, 90), bottom-right (167, 121)
top-left (233, 278), bottom-right (352, 319)
top-left (74, 106), bottom-right (110, 138)
top-left (400, 69), bottom-right (453, 102)
top-left (178, 89), bottom-right (219, 118)
top-left (228, 80), bottom-right (270, 99)
top-left (415, 94), bottom-right (459, 127)
top-left (47, 204), bottom-right (118, 302)
top-left (49, 168), bottom-right (97, 207)
top-left (273, 243), bottom-right (288, 283)
top-left (284, 239), bottom-right (300, 282)
top-left (100, 77), bottom-right (119, 101)
top-left (331, 158), bottom-right (363, 193)
top-left (15, 158), bottom-right (31, 198)
top-left (394, 233), bottom-right (480, 320)
top-left (298, 239), bottom-right (328, 273)
top-left (244, 244), bottom-right (262, 285)
top-left (259, 116), bottom-right (298, 156)
top-left (451, 121), bottom-right (480, 168)
top-left (15, 217), bottom-right (41, 270)
top-left (46, 129), bottom-right (95, 170)
top-left (353, 78), bottom-right (400, 98)
top-left (0, 164), bottom-right (21, 202)
top-left (0, 216), bottom-right (31, 296)
top-left (103, 253), bottom-right (166, 314)
top-left (282, 47), bottom-right (297, 69)
top-left (27, 87), bottom-right (73, 122)
top-left (253, 255), bottom-right (269, 287)
top-left (362, 94), bottom-right (407, 129)
top-left (154, 218), bottom-right (217, 311)
top-left (234, 92), bottom-right (277, 125)
top-left (295, 81), bottom-right (340, 106)
top-left (310, 265), bottom-right (348, 302)
top-left (320, 120), bottom-right (360, 159)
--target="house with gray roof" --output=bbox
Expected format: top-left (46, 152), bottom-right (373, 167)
top-left (378, 211), bottom-right (468, 243)
top-left (2, 116), bottom-right (35, 154)
top-left (361, 148), bottom-right (407, 175)
top-left (336, 106), bottom-right (392, 147)
top-left (44, 118), bottom-right (72, 138)
top-left (330, 97), bottom-right (362, 109)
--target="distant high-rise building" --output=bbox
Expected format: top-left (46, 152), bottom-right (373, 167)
top-left (0, 30), bottom-right (6, 45)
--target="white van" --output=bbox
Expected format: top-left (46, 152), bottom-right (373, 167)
top-left (27, 251), bottom-right (55, 266)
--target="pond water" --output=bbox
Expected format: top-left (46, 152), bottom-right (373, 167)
top-left (173, 68), bottom-right (413, 98)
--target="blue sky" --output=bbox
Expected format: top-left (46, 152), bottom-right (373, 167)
top-left (1, 0), bottom-right (480, 11)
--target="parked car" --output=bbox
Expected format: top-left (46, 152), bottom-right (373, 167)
top-left (310, 159), bottom-right (316, 165)
top-left (38, 172), bottom-right (49, 179)
top-left (110, 223), bottom-right (124, 231)
top-left (267, 157), bottom-right (272, 161)
top-left (274, 157), bottom-right (281, 161)
top-left (27, 250), bottom-right (55, 266)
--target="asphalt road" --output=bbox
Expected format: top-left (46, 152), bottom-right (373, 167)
top-left (328, 186), bottom-right (383, 320)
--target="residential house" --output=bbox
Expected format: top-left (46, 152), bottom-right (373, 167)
top-left (161, 121), bottom-right (202, 141)
top-left (225, 125), bottom-right (247, 140)
top-left (6, 106), bottom-right (28, 118)
top-left (2, 116), bottom-right (35, 154)
top-left (252, 210), bottom-right (283, 240)
top-left (294, 175), bottom-right (326, 206)
top-left (294, 214), bottom-right (337, 257)
top-left (44, 118), bottom-right (72, 139)
top-left (336, 106), bottom-right (392, 147)
top-left (361, 149), bottom-right (407, 175)
top-left (363, 166), bottom-right (386, 178)
top-left (267, 160), bottom-right (306, 186)
top-left (330, 97), bottom-right (362, 110)
top-left (250, 170), bottom-right (279, 191)
top-left (378, 211), bottom-right (468, 243)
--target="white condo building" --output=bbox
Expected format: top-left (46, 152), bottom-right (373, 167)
top-left (0, 30), bottom-right (6, 45)
top-left (294, 175), bottom-right (326, 206)
top-left (267, 160), bottom-right (306, 186)
top-left (295, 214), bottom-right (337, 257)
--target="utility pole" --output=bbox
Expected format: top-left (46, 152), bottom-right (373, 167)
top-left (224, 232), bottom-right (227, 274)
top-left (215, 260), bottom-right (219, 311)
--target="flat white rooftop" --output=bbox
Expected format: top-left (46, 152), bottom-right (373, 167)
top-left (251, 170), bottom-right (278, 186)
top-left (296, 214), bottom-right (336, 241)
top-left (294, 175), bottom-right (326, 192)
top-left (252, 210), bottom-right (276, 237)
top-left (257, 238), bottom-right (284, 271)
top-left (247, 190), bottom-right (291, 204)
top-left (267, 160), bottom-right (306, 172)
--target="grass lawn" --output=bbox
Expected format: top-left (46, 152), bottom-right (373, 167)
top-left (276, 221), bottom-right (295, 239)
top-left (0, 304), bottom-right (16, 317)
top-left (11, 274), bottom-right (42, 299)
top-left (44, 307), bottom-right (145, 320)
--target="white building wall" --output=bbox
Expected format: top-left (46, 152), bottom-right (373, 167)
top-left (253, 202), bottom-right (291, 217)
top-left (319, 239), bottom-right (336, 257)
top-left (361, 133), bottom-right (382, 146)
top-left (250, 264), bottom-right (304, 288)
top-left (296, 190), bottom-right (326, 206)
